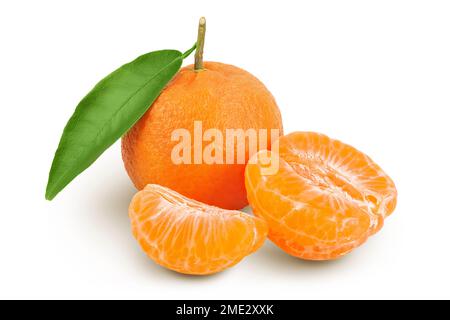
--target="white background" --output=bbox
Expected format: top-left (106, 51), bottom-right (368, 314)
top-left (1, 0), bottom-right (449, 300)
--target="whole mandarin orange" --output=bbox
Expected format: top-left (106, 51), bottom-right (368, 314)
top-left (122, 62), bottom-right (283, 209)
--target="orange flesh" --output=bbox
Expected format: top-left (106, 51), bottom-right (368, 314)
top-left (129, 184), bottom-right (268, 275)
top-left (245, 132), bottom-right (397, 260)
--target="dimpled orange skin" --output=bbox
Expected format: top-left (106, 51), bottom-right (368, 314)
top-left (129, 184), bottom-right (268, 275)
top-left (122, 62), bottom-right (283, 210)
top-left (245, 132), bottom-right (397, 260)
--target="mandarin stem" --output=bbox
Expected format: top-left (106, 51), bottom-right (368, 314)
top-left (194, 17), bottom-right (206, 71)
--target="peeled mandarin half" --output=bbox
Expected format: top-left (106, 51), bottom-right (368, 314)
top-left (245, 132), bottom-right (397, 260)
top-left (129, 184), bottom-right (268, 275)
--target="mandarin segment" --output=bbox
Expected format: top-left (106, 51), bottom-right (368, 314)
top-left (245, 132), bottom-right (397, 260)
top-left (129, 184), bottom-right (268, 275)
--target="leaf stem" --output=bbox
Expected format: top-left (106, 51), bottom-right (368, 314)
top-left (182, 43), bottom-right (197, 60)
top-left (194, 17), bottom-right (206, 71)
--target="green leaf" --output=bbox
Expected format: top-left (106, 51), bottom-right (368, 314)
top-left (46, 45), bottom-right (196, 200)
